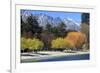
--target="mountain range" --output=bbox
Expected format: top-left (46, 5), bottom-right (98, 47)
top-left (21, 12), bottom-right (80, 31)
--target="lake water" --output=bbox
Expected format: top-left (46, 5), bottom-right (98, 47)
top-left (21, 53), bottom-right (90, 63)
top-left (40, 54), bottom-right (90, 62)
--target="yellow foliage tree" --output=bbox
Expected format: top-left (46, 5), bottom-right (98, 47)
top-left (21, 37), bottom-right (29, 50)
top-left (51, 38), bottom-right (66, 49)
top-left (30, 38), bottom-right (44, 51)
top-left (21, 37), bottom-right (44, 52)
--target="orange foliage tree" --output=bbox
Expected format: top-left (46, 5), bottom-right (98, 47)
top-left (64, 32), bottom-right (87, 49)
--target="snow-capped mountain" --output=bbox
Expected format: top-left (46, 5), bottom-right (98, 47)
top-left (62, 18), bottom-right (80, 31)
top-left (21, 10), bottom-right (32, 23)
top-left (21, 12), bottom-right (80, 31)
top-left (37, 13), bottom-right (54, 27)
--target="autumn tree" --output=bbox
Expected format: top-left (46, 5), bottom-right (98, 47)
top-left (21, 37), bottom-right (44, 53)
top-left (21, 37), bottom-right (28, 52)
top-left (30, 38), bottom-right (44, 53)
top-left (64, 39), bottom-right (75, 49)
top-left (51, 38), bottom-right (66, 51)
top-left (64, 32), bottom-right (87, 50)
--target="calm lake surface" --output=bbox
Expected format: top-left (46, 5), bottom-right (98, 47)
top-left (40, 54), bottom-right (90, 62)
top-left (21, 53), bottom-right (90, 63)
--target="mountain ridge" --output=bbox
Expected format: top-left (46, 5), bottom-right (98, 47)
top-left (21, 12), bottom-right (80, 31)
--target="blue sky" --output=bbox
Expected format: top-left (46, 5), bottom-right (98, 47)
top-left (21, 9), bottom-right (82, 23)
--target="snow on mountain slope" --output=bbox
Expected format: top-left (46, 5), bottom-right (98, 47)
top-left (21, 12), bottom-right (80, 31)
